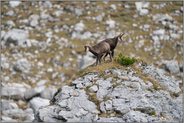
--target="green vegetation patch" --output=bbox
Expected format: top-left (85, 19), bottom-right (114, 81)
top-left (115, 53), bottom-right (137, 66)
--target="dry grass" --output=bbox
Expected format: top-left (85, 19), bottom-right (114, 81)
top-left (77, 60), bottom-right (123, 77)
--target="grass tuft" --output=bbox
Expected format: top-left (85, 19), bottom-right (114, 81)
top-left (115, 53), bottom-right (137, 66)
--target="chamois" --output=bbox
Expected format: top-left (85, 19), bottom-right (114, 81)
top-left (103, 33), bottom-right (125, 60)
top-left (84, 42), bottom-right (112, 65)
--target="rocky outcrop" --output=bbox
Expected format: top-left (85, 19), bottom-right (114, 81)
top-left (1, 83), bottom-right (31, 100)
top-left (2, 29), bottom-right (29, 47)
top-left (36, 86), bottom-right (99, 122)
top-left (13, 58), bottom-right (31, 73)
top-left (135, 2), bottom-right (149, 16)
top-left (35, 63), bottom-right (183, 122)
top-left (1, 83), bottom-right (57, 122)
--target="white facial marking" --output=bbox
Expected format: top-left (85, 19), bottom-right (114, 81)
top-left (118, 37), bottom-right (121, 41)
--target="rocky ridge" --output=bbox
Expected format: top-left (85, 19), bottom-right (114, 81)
top-left (35, 62), bottom-right (183, 122)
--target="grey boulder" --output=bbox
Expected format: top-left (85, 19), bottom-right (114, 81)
top-left (3, 29), bottom-right (29, 47)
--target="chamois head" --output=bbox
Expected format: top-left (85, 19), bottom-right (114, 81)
top-left (116, 33), bottom-right (125, 42)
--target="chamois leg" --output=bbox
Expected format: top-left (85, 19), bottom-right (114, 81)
top-left (112, 50), bottom-right (114, 58)
top-left (109, 51), bottom-right (112, 62)
top-left (96, 57), bottom-right (98, 66)
top-left (96, 55), bottom-right (102, 65)
top-left (103, 53), bottom-right (108, 61)
top-left (99, 55), bottom-right (103, 64)
top-left (103, 51), bottom-right (113, 62)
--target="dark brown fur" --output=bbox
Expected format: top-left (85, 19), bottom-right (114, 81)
top-left (102, 33), bottom-right (125, 60)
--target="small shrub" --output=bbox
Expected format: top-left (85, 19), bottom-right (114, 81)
top-left (115, 53), bottom-right (136, 66)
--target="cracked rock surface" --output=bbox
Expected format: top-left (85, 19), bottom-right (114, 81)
top-left (35, 63), bottom-right (182, 122)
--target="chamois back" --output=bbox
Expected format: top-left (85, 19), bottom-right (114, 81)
top-left (91, 42), bottom-right (110, 54)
